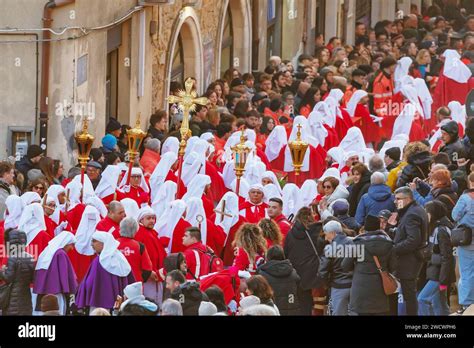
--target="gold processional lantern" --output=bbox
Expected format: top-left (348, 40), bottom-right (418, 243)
top-left (127, 113), bottom-right (147, 160)
top-left (75, 118), bottom-right (95, 170)
top-left (231, 129), bottom-right (251, 195)
top-left (288, 124), bottom-right (309, 176)
top-left (126, 113), bottom-right (147, 184)
top-left (75, 118), bottom-right (95, 202)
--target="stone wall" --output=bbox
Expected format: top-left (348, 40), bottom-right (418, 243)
top-left (151, 0), bottom-right (225, 112)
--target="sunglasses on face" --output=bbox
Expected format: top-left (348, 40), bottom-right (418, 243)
top-left (34, 186), bottom-right (44, 190)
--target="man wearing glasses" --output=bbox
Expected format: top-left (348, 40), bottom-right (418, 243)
top-left (392, 187), bottom-right (429, 316)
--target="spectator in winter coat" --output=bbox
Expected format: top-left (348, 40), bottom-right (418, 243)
top-left (418, 201), bottom-right (456, 316)
top-left (0, 161), bottom-right (15, 220)
top-left (355, 172), bottom-right (396, 226)
top-left (331, 199), bottom-right (360, 233)
top-left (318, 177), bottom-right (350, 221)
top-left (15, 144), bottom-right (43, 190)
top-left (318, 221), bottom-right (354, 315)
top-left (392, 187), bottom-right (429, 316)
top-left (429, 169), bottom-right (458, 221)
top-left (347, 163), bottom-right (372, 217)
top-left (451, 172), bottom-right (474, 312)
top-left (439, 121), bottom-right (466, 167)
top-left (0, 230), bottom-right (35, 315)
top-left (258, 245), bottom-right (300, 316)
top-left (397, 142), bottom-right (432, 188)
top-left (342, 216), bottom-right (397, 315)
top-left (284, 207), bottom-right (326, 315)
top-left (245, 275), bottom-right (280, 315)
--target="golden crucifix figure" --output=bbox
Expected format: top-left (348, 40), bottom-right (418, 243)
top-left (167, 78), bottom-right (209, 153)
top-left (166, 78), bottom-right (209, 197)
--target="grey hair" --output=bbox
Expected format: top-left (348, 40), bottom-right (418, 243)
top-left (161, 299), bottom-right (183, 316)
top-left (369, 155), bottom-right (385, 172)
top-left (394, 186), bottom-right (414, 200)
top-left (145, 138), bottom-right (161, 153)
top-left (108, 201), bottom-right (123, 214)
top-left (119, 217), bottom-right (138, 238)
top-left (371, 172), bottom-right (386, 185)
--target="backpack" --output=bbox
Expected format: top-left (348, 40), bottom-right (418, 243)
top-left (191, 247), bottom-right (224, 279)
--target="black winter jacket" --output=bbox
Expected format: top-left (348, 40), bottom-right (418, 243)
top-left (318, 233), bottom-right (353, 289)
top-left (0, 251), bottom-right (35, 315)
top-left (284, 221), bottom-right (325, 290)
top-left (258, 259), bottom-right (301, 316)
top-left (348, 172), bottom-right (372, 217)
top-left (425, 217), bottom-right (456, 286)
top-left (432, 187), bottom-right (458, 221)
top-left (393, 201), bottom-right (429, 280)
top-left (342, 230), bottom-right (397, 314)
top-left (397, 151), bottom-right (432, 188)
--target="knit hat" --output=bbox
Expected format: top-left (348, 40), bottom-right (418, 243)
top-left (27, 145), bottom-right (43, 160)
top-left (332, 199), bottom-right (349, 216)
top-left (385, 147), bottom-right (401, 162)
top-left (102, 134), bottom-right (117, 151)
top-left (106, 118), bottom-right (122, 133)
top-left (441, 121), bottom-right (459, 139)
top-left (198, 301), bottom-right (218, 316)
top-left (41, 294), bottom-right (59, 312)
top-left (364, 215), bottom-right (380, 232)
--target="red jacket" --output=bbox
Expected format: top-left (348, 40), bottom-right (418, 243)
top-left (273, 214), bottom-right (292, 241)
top-left (117, 237), bottom-right (152, 282)
top-left (183, 242), bottom-right (212, 280)
top-left (96, 216), bottom-right (121, 239)
top-left (134, 225), bottom-right (167, 272)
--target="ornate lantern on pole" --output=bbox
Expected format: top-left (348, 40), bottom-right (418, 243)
top-left (74, 117), bottom-right (94, 202)
top-left (231, 129), bottom-right (251, 196)
top-left (288, 124), bottom-right (309, 186)
top-left (125, 113), bottom-right (147, 185)
top-left (167, 78), bottom-right (208, 198)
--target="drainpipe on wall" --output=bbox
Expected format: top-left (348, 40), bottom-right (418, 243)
top-left (40, 0), bottom-right (75, 154)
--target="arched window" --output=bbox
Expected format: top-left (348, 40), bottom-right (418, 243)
top-left (171, 34), bottom-right (184, 85)
top-left (221, 8), bottom-right (234, 77)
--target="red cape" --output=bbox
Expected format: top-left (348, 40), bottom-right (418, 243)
top-left (135, 225), bottom-right (167, 272)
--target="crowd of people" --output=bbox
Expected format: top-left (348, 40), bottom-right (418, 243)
top-left (1, 2), bottom-right (474, 316)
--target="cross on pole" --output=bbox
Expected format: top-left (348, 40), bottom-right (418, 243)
top-left (167, 78), bottom-right (208, 199)
top-left (213, 200), bottom-right (232, 222)
top-left (167, 78), bottom-right (208, 142)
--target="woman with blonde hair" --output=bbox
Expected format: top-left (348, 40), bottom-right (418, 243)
top-left (230, 223), bottom-right (267, 276)
top-left (397, 141), bottom-right (432, 187)
top-left (258, 218), bottom-right (283, 248)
